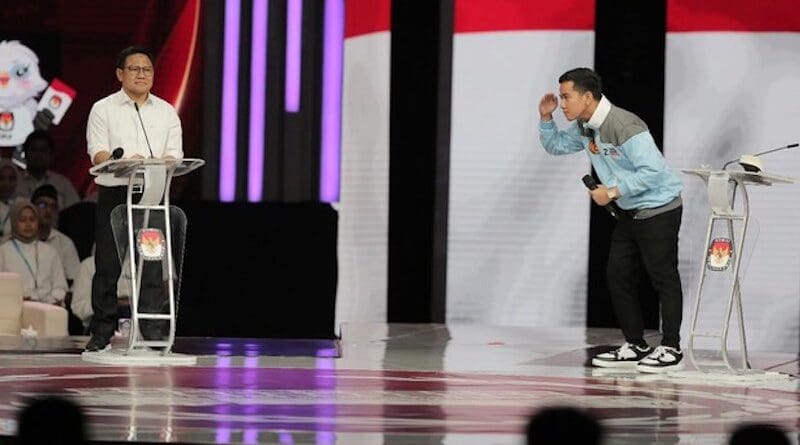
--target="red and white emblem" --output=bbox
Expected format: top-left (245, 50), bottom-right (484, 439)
top-left (48, 94), bottom-right (62, 109)
top-left (0, 111), bottom-right (14, 131)
top-left (707, 237), bottom-right (733, 271)
top-left (137, 228), bottom-right (165, 261)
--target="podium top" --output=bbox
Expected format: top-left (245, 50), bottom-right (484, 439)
top-left (90, 158), bottom-right (205, 178)
top-left (682, 168), bottom-right (796, 186)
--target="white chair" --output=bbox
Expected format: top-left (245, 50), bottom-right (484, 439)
top-left (0, 272), bottom-right (68, 337)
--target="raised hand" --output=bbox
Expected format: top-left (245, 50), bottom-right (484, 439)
top-left (539, 93), bottom-right (558, 120)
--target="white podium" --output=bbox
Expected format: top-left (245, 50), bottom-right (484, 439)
top-left (682, 167), bottom-right (795, 373)
top-left (82, 158), bottom-right (204, 366)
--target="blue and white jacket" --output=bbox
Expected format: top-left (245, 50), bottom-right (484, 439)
top-left (539, 95), bottom-right (682, 210)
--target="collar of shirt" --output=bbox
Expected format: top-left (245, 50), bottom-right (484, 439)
top-left (43, 229), bottom-right (57, 242)
top-left (586, 95), bottom-right (612, 130)
top-left (114, 89), bottom-right (153, 107)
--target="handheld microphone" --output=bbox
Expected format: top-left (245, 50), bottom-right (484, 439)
top-left (133, 102), bottom-right (155, 158)
top-left (722, 142), bottom-right (799, 171)
top-left (582, 174), bottom-right (618, 219)
top-left (111, 147), bottom-right (124, 160)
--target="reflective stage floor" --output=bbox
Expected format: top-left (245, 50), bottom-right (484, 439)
top-left (0, 324), bottom-right (798, 444)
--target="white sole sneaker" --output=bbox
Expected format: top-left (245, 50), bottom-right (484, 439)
top-left (636, 362), bottom-right (684, 374)
top-left (591, 358), bottom-right (640, 368)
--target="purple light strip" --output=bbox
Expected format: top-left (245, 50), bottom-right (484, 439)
top-left (285, 0), bottom-right (303, 112)
top-left (319, 0), bottom-right (344, 202)
top-left (220, 0), bottom-right (241, 201)
top-left (248, 0), bottom-right (268, 202)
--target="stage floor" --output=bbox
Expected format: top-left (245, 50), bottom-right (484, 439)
top-left (0, 324), bottom-right (798, 444)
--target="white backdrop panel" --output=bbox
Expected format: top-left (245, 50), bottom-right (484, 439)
top-left (664, 33), bottom-right (800, 352)
top-left (448, 31), bottom-right (594, 326)
top-left (336, 33), bottom-right (391, 328)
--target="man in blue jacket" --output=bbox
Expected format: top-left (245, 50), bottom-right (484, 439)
top-left (538, 67), bottom-right (684, 373)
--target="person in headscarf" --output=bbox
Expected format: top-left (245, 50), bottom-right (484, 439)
top-left (0, 200), bottom-right (67, 305)
top-left (0, 159), bottom-right (19, 237)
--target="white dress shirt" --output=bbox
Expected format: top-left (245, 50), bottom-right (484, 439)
top-left (71, 255), bottom-right (132, 326)
top-left (0, 239), bottom-right (68, 305)
top-left (0, 202), bottom-right (11, 237)
top-left (86, 89), bottom-right (183, 186)
top-left (42, 228), bottom-right (80, 281)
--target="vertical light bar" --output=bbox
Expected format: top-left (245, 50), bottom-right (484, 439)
top-left (285, 0), bottom-right (303, 112)
top-left (319, 0), bottom-right (344, 202)
top-left (219, 0), bottom-right (241, 201)
top-left (248, 0), bottom-right (269, 201)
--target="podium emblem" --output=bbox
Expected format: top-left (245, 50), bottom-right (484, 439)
top-left (137, 228), bottom-right (164, 261)
top-left (707, 238), bottom-right (733, 271)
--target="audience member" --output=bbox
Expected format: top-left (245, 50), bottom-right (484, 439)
top-left (0, 158), bottom-right (18, 236)
top-left (0, 200), bottom-right (68, 305)
top-left (17, 395), bottom-right (86, 445)
top-left (32, 184), bottom-right (80, 281)
top-left (729, 423), bottom-right (790, 445)
top-left (526, 406), bottom-right (602, 445)
top-left (71, 254), bottom-right (132, 331)
top-left (17, 130), bottom-right (80, 209)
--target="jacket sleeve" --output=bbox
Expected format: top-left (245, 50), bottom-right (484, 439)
top-left (538, 120), bottom-right (585, 155)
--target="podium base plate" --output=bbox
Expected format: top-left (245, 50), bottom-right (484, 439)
top-left (81, 348), bottom-right (197, 366)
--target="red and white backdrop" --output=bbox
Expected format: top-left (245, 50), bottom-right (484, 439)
top-left (447, 0), bottom-right (595, 327)
top-left (335, 0), bottom-right (392, 327)
top-left (664, 0), bottom-right (800, 351)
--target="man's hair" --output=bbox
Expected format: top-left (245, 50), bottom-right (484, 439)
top-left (32, 184), bottom-right (58, 204)
top-left (23, 130), bottom-right (54, 152)
top-left (526, 406), bottom-right (602, 445)
top-left (559, 68), bottom-right (602, 100)
top-left (116, 46), bottom-right (154, 69)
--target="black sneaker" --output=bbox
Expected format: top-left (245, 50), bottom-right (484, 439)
top-left (85, 333), bottom-right (111, 352)
top-left (592, 343), bottom-right (653, 368)
top-left (636, 346), bottom-right (684, 373)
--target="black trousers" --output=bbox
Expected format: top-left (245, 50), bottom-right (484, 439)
top-left (606, 206), bottom-right (683, 349)
top-left (90, 186), bottom-right (166, 338)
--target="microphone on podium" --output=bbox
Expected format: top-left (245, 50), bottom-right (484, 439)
top-left (111, 147), bottom-right (124, 160)
top-left (582, 174), bottom-right (618, 219)
top-left (722, 142), bottom-right (799, 172)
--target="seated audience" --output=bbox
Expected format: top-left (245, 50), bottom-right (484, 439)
top-left (0, 159), bottom-right (18, 237)
top-left (526, 406), bottom-right (602, 445)
top-left (17, 396), bottom-right (86, 445)
top-left (729, 423), bottom-right (790, 445)
top-left (72, 253), bottom-right (132, 331)
top-left (16, 130), bottom-right (80, 209)
top-left (32, 184), bottom-right (80, 281)
top-left (0, 200), bottom-right (68, 305)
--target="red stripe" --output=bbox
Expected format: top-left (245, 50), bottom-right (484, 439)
top-left (456, 0), bottom-right (594, 33)
top-left (49, 78), bottom-right (77, 98)
top-left (668, 0), bottom-right (800, 32)
top-left (345, 0), bottom-right (391, 38)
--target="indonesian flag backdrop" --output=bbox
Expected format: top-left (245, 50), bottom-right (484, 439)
top-left (447, 0), bottom-right (594, 327)
top-left (664, 0), bottom-right (800, 352)
top-left (335, 0), bottom-right (392, 327)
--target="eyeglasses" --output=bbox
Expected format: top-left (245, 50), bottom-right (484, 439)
top-left (35, 201), bottom-right (59, 210)
top-left (125, 66), bottom-right (154, 77)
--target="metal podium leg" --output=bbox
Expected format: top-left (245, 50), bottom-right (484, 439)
top-left (689, 180), bottom-right (752, 374)
top-left (687, 213), bottom-right (716, 371)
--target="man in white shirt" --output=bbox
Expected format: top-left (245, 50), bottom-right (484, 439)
top-left (31, 184), bottom-right (80, 281)
top-left (17, 130), bottom-right (81, 210)
top-left (84, 46), bottom-right (183, 352)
